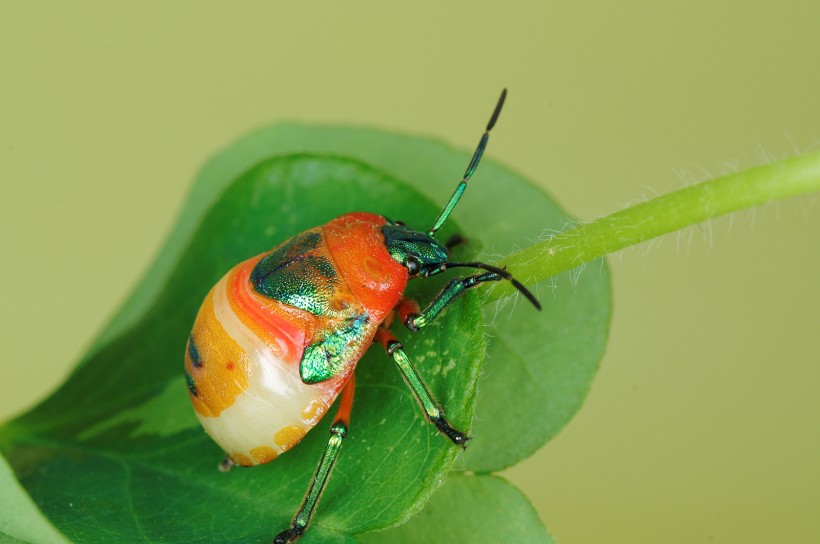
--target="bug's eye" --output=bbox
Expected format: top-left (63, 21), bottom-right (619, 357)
top-left (395, 220), bottom-right (406, 227)
top-left (406, 257), bottom-right (420, 275)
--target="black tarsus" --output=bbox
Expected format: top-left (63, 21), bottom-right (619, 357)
top-left (273, 526), bottom-right (304, 544)
top-left (432, 415), bottom-right (471, 449)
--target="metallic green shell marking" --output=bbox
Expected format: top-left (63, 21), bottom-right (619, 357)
top-left (251, 231), bottom-right (341, 316)
top-left (300, 314), bottom-right (369, 384)
top-left (185, 371), bottom-right (198, 397)
top-left (187, 335), bottom-right (203, 368)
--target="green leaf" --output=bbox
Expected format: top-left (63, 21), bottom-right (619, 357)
top-left (0, 451), bottom-right (69, 544)
top-left (357, 473), bottom-right (554, 544)
top-left (0, 126), bottom-right (609, 542)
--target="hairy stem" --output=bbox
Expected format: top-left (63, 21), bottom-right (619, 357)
top-left (488, 150), bottom-right (820, 301)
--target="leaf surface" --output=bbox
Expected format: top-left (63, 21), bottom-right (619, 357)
top-left (357, 473), bottom-right (554, 544)
top-left (0, 452), bottom-right (69, 544)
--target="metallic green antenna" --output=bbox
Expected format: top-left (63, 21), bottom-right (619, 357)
top-left (427, 88), bottom-right (507, 237)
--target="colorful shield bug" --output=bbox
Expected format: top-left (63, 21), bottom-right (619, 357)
top-left (183, 89), bottom-right (541, 543)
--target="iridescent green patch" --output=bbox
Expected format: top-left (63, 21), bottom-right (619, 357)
top-left (250, 231), bottom-right (340, 316)
top-left (300, 314), bottom-right (369, 384)
top-left (381, 222), bottom-right (447, 269)
top-left (187, 336), bottom-right (203, 368)
top-left (184, 371), bottom-right (197, 397)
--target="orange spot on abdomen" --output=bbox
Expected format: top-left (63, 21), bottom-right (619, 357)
top-left (249, 445), bottom-right (278, 464)
top-left (301, 397), bottom-right (329, 426)
top-left (275, 425), bottom-right (307, 452)
top-left (230, 452), bottom-right (254, 467)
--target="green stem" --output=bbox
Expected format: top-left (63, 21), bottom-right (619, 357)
top-left (488, 150), bottom-right (820, 301)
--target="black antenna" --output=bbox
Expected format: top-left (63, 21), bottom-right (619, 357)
top-left (444, 261), bottom-right (541, 310)
top-left (427, 89), bottom-right (507, 237)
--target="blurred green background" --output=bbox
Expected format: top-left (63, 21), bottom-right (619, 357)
top-left (1, 2), bottom-right (818, 542)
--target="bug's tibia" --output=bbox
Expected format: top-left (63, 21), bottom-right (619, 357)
top-left (274, 381), bottom-right (354, 543)
top-left (406, 271), bottom-right (503, 331)
top-left (276, 427), bottom-right (346, 544)
top-left (375, 329), bottom-right (471, 448)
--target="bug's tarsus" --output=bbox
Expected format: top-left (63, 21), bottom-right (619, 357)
top-left (273, 526), bottom-right (304, 544)
top-left (428, 89), bottom-right (508, 237)
top-left (432, 415), bottom-right (471, 449)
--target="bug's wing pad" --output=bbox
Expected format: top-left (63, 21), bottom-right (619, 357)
top-left (300, 314), bottom-right (369, 384)
top-left (251, 230), bottom-right (344, 318)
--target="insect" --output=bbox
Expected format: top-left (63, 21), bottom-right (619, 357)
top-left (183, 89), bottom-right (540, 543)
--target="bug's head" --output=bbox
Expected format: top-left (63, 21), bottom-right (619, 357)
top-left (380, 89), bottom-right (540, 311)
top-left (382, 220), bottom-right (448, 277)
top-left (381, 89), bottom-right (508, 277)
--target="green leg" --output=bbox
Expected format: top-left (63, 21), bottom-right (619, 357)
top-left (406, 271), bottom-right (501, 331)
top-left (376, 329), bottom-right (469, 447)
top-left (274, 376), bottom-right (355, 543)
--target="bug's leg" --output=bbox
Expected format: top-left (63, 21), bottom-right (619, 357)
top-left (405, 271), bottom-right (501, 332)
top-left (218, 455), bottom-right (236, 472)
top-left (393, 297), bottom-right (420, 328)
top-left (374, 328), bottom-right (469, 447)
top-left (273, 375), bottom-right (355, 544)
